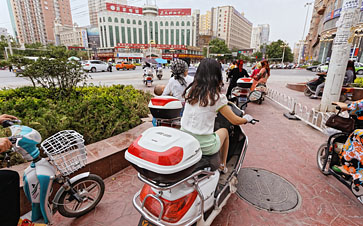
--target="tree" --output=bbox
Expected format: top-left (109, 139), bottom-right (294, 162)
top-left (252, 51), bottom-right (263, 61)
top-left (0, 35), bottom-right (18, 60)
top-left (266, 40), bottom-right (293, 63)
top-left (207, 39), bottom-right (231, 60)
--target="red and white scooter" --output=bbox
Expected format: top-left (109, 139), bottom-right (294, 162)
top-left (143, 68), bottom-right (154, 87)
top-left (230, 78), bottom-right (253, 110)
top-left (125, 92), bottom-right (262, 226)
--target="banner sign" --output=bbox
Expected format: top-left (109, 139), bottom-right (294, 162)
top-left (116, 43), bottom-right (187, 50)
top-left (106, 3), bottom-right (191, 16)
top-left (158, 8), bottom-right (191, 16)
top-left (117, 53), bottom-right (143, 58)
top-left (106, 3), bottom-right (143, 14)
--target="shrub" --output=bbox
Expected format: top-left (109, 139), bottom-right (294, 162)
top-left (0, 85), bottom-right (152, 167)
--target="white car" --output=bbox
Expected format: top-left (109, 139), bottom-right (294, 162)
top-left (82, 60), bottom-right (109, 72)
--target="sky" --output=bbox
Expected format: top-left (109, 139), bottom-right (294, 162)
top-left (0, 0), bottom-right (313, 48)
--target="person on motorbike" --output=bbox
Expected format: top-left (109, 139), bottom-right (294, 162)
top-left (251, 60), bottom-right (270, 92)
top-left (0, 114), bottom-right (20, 226)
top-left (332, 101), bottom-right (363, 186)
top-left (181, 58), bottom-right (253, 174)
top-left (250, 62), bottom-right (262, 91)
top-left (226, 60), bottom-right (249, 99)
top-left (162, 59), bottom-right (193, 104)
top-left (343, 60), bottom-right (356, 86)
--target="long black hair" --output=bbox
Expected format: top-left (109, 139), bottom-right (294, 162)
top-left (183, 58), bottom-right (223, 107)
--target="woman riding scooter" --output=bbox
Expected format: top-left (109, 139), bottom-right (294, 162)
top-left (251, 60), bottom-right (270, 91)
top-left (331, 100), bottom-right (363, 186)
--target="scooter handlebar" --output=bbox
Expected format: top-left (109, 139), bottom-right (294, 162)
top-left (1, 120), bottom-right (21, 128)
top-left (250, 119), bottom-right (259, 125)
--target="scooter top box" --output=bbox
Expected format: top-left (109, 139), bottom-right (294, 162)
top-left (125, 126), bottom-right (202, 174)
top-left (148, 96), bottom-right (183, 119)
top-left (237, 78), bottom-right (253, 88)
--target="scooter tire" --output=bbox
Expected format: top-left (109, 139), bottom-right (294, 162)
top-left (316, 143), bottom-right (330, 175)
top-left (57, 174), bottom-right (105, 218)
top-left (304, 87), bottom-right (313, 97)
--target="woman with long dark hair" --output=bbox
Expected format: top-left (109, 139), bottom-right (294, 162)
top-left (226, 60), bottom-right (249, 99)
top-left (181, 58), bottom-right (253, 173)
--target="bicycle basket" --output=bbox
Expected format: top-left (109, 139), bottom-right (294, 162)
top-left (41, 130), bottom-right (87, 176)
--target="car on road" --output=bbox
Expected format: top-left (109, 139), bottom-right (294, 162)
top-left (82, 60), bottom-right (108, 72)
top-left (317, 63), bottom-right (329, 73)
top-left (116, 62), bottom-right (136, 70)
top-left (306, 65), bottom-right (318, 72)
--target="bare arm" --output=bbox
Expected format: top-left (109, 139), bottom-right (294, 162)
top-left (332, 102), bottom-right (349, 111)
top-left (0, 114), bottom-right (18, 124)
top-left (219, 105), bottom-right (247, 125)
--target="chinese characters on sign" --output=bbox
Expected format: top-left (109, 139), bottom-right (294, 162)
top-left (106, 3), bottom-right (143, 14)
top-left (116, 43), bottom-right (187, 50)
top-left (158, 9), bottom-right (191, 16)
top-left (106, 3), bottom-right (191, 16)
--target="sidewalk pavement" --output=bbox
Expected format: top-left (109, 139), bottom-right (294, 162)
top-left (52, 91), bottom-right (363, 226)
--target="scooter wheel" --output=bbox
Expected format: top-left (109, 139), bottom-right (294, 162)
top-left (304, 87), bottom-right (313, 97)
top-left (316, 144), bottom-right (330, 175)
top-left (57, 174), bottom-right (105, 218)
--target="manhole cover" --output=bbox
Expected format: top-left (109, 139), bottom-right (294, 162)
top-left (236, 168), bottom-right (301, 212)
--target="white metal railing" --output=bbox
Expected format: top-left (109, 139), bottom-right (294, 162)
top-left (266, 88), bottom-right (339, 133)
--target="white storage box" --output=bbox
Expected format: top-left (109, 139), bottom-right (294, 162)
top-left (148, 96), bottom-right (182, 119)
top-left (125, 127), bottom-right (201, 175)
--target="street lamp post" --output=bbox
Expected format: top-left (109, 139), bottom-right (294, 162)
top-left (204, 45), bottom-right (214, 58)
top-left (298, 2), bottom-right (313, 66)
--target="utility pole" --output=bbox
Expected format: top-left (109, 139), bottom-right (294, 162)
top-left (320, 0), bottom-right (362, 112)
top-left (280, 41), bottom-right (288, 64)
top-left (298, 2), bottom-right (313, 66)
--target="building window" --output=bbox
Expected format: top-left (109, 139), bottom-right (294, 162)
top-left (165, 29), bottom-right (169, 44)
top-left (109, 26), bottom-right (114, 46)
top-left (139, 28), bottom-right (143, 43)
top-left (99, 18), bottom-right (102, 23)
top-left (181, 29), bottom-right (185, 45)
top-left (133, 28), bottom-right (137, 43)
top-left (127, 27), bottom-right (131, 43)
top-left (181, 21), bottom-right (185, 26)
top-left (176, 30), bottom-right (179, 45)
top-left (165, 21), bottom-right (169, 26)
top-left (187, 29), bottom-right (190, 46)
top-left (187, 21), bottom-right (190, 26)
top-left (115, 18), bottom-right (118, 23)
top-left (160, 21), bottom-right (163, 26)
top-left (160, 29), bottom-right (164, 44)
top-left (100, 26), bottom-right (104, 47)
top-left (138, 20), bottom-right (142, 25)
top-left (104, 25), bottom-right (107, 47)
top-left (150, 21), bottom-right (153, 41)
top-left (171, 22), bottom-right (174, 26)
top-left (121, 18), bottom-right (125, 23)
top-left (121, 27), bottom-right (126, 43)
top-left (116, 26), bottom-right (120, 44)
top-left (127, 19), bottom-right (130, 24)
top-left (108, 17), bottom-right (112, 22)
top-left (155, 21), bottom-right (158, 44)
top-left (176, 22), bottom-right (179, 26)
top-left (171, 29), bottom-right (174, 44)
top-left (144, 21), bottom-right (148, 44)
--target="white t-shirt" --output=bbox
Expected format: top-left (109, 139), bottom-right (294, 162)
top-left (181, 94), bottom-right (228, 135)
top-left (162, 75), bottom-right (194, 101)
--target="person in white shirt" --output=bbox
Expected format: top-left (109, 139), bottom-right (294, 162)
top-left (162, 59), bottom-right (194, 103)
top-left (181, 58), bottom-right (253, 173)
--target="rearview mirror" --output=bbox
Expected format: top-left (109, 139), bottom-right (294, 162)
top-left (248, 91), bottom-right (263, 102)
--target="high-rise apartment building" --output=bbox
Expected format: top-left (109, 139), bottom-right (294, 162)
top-left (89, 0), bottom-right (127, 27)
top-left (199, 11), bottom-right (212, 35)
top-left (211, 6), bottom-right (252, 50)
top-left (250, 24), bottom-right (270, 51)
top-left (7, 0), bottom-right (73, 45)
top-left (0, 27), bottom-right (8, 37)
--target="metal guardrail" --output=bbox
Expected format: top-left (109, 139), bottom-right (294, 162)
top-left (266, 88), bottom-right (337, 133)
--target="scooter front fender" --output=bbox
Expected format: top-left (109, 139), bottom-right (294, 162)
top-left (52, 172), bottom-right (90, 211)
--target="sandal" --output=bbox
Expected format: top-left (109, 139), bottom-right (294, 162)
top-left (219, 164), bottom-right (228, 174)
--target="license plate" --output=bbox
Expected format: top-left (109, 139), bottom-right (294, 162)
top-left (138, 216), bottom-right (157, 226)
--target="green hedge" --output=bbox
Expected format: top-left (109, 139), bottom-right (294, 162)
top-left (0, 85), bottom-right (151, 166)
